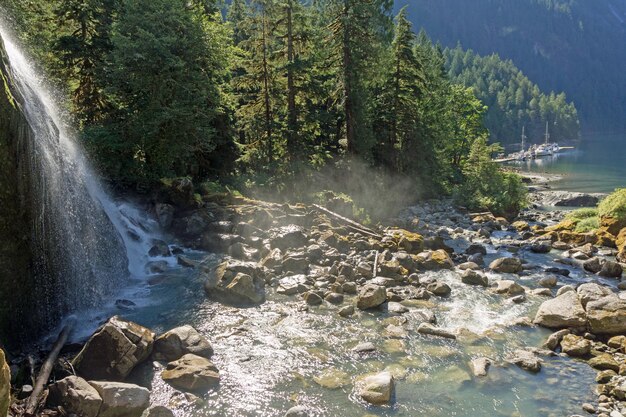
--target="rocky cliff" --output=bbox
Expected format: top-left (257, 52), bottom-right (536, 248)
top-left (0, 37), bottom-right (36, 347)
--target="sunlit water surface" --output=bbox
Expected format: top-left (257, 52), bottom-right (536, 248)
top-left (65, 234), bottom-right (609, 417)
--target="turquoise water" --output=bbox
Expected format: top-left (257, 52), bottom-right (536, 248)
top-left (508, 133), bottom-right (626, 193)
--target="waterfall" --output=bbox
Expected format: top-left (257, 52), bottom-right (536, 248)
top-left (0, 22), bottom-right (151, 339)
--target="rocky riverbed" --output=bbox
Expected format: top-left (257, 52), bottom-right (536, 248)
top-left (3, 177), bottom-right (626, 417)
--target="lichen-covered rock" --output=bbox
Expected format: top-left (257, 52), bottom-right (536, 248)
top-left (489, 257), bottom-right (523, 274)
top-left (161, 354), bottom-right (220, 392)
top-left (416, 250), bottom-right (454, 271)
top-left (0, 348), bottom-right (9, 417)
top-left (73, 316), bottom-right (154, 381)
top-left (357, 371), bottom-right (395, 405)
top-left (153, 325), bottom-right (213, 362)
top-left (48, 376), bottom-right (102, 417)
top-left (387, 229), bottom-right (424, 253)
top-left (586, 296), bottom-right (626, 335)
top-left (533, 291), bottom-right (587, 330)
top-left (89, 381), bottom-right (150, 417)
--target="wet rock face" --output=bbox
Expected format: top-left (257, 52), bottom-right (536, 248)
top-left (72, 316), bottom-right (155, 381)
top-left (0, 348), bottom-right (10, 417)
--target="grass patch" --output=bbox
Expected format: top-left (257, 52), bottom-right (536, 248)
top-left (598, 188), bottom-right (626, 220)
top-left (565, 208), bottom-right (598, 221)
top-left (574, 217), bottom-right (599, 233)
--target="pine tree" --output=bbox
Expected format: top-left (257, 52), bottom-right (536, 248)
top-left (55, 0), bottom-right (117, 124)
top-left (324, 0), bottom-right (392, 157)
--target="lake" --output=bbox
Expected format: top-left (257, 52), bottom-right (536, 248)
top-left (506, 133), bottom-right (626, 194)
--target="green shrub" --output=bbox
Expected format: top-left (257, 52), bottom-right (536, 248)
top-left (598, 188), bottom-right (626, 220)
top-left (575, 217), bottom-right (599, 233)
top-left (565, 208), bottom-right (598, 221)
top-left (453, 138), bottom-right (528, 217)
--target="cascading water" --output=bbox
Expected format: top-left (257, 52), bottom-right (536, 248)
top-left (0, 21), bottom-right (152, 340)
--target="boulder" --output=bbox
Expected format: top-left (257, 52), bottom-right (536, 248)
top-left (461, 270), bottom-right (489, 287)
top-left (600, 216), bottom-right (626, 236)
top-left (47, 376), bottom-right (102, 417)
top-left (538, 275), bottom-right (558, 288)
top-left (465, 244), bottom-right (487, 256)
top-left (269, 226), bottom-right (308, 250)
top-left (543, 329), bottom-right (571, 351)
top-left (470, 357), bottom-right (491, 377)
top-left (141, 406), bottom-right (175, 417)
top-left (427, 281), bottom-right (452, 297)
top-left (416, 250), bottom-right (454, 271)
top-left (586, 296), bottom-right (626, 335)
top-left (507, 350), bottom-right (541, 373)
top-left (153, 325), bottom-right (213, 362)
top-left (356, 284), bottom-right (387, 310)
top-left (73, 316), bottom-right (154, 381)
top-left (554, 194), bottom-right (599, 207)
top-left (204, 261), bottom-right (266, 305)
top-left (89, 381), bottom-right (150, 417)
top-left (533, 291), bottom-right (587, 330)
top-left (161, 354), bottom-right (220, 392)
top-left (599, 260), bottom-right (623, 278)
top-left (577, 283), bottom-right (614, 308)
top-left (560, 334), bottom-right (591, 357)
top-left (588, 353), bottom-right (620, 372)
top-left (357, 372), bottom-right (395, 405)
top-left (0, 349), bottom-right (9, 417)
top-left (493, 280), bottom-right (525, 296)
top-left (388, 229), bottom-right (424, 253)
top-left (530, 242), bottom-right (552, 254)
top-left (489, 257), bottom-right (523, 274)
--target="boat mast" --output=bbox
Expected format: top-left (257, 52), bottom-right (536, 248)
top-left (544, 121), bottom-right (550, 144)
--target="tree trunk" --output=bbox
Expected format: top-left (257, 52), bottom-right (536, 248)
top-left (342, 0), bottom-right (355, 154)
top-left (261, 10), bottom-right (273, 166)
top-left (286, 0), bottom-right (298, 161)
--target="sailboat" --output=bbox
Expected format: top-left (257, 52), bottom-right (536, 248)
top-left (534, 122), bottom-right (558, 157)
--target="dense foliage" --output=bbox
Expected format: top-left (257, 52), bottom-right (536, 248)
top-left (1, 0), bottom-right (530, 216)
top-left (598, 189), bottom-right (626, 221)
top-left (444, 47), bottom-right (580, 147)
top-left (395, 0), bottom-right (626, 133)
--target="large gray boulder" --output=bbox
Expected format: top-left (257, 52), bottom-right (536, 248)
top-left (161, 354), bottom-right (220, 392)
top-left (533, 291), bottom-right (587, 330)
top-left (72, 316), bottom-right (154, 381)
top-left (586, 296), bottom-right (626, 335)
top-left (0, 349), bottom-right (9, 417)
top-left (48, 376), bottom-right (102, 417)
top-left (89, 381), bottom-right (150, 417)
top-left (153, 325), bottom-right (213, 362)
top-left (356, 284), bottom-right (387, 310)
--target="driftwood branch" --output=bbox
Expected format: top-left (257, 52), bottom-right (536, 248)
top-left (24, 323), bottom-right (74, 416)
top-left (373, 250), bottom-right (379, 278)
top-left (312, 204), bottom-right (381, 239)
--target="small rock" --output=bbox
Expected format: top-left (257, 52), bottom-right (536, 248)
top-left (357, 372), bottom-right (395, 405)
top-left (470, 357), bottom-right (491, 377)
top-left (489, 257), bottom-right (523, 274)
top-left (47, 376), bottom-right (102, 417)
top-left (461, 270), bottom-right (489, 287)
top-left (356, 284), bottom-right (387, 310)
top-left (417, 323), bottom-right (456, 340)
top-left (507, 349), bottom-right (541, 373)
top-left (338, 305), bottom-right (355, 317)
top-left (285, 406), bottom-right (309, 417)
top-left (88, 381), bottom-right (150, 417)
top-left (560, 334), bottom-right (591, 357)
top-left (153, 325), bottom-right (213, 362)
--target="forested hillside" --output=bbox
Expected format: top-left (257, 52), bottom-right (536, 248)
top-left (0, 0), bottom-right (528, 217)
top-left (396, 0), bottom-right (626, 133)
top-left (444, 47), bottom-right (580, 146)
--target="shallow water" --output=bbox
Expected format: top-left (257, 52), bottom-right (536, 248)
top-left (61, 233), bottom-right (608, 417)
top-left (506, 133), bottom-right (626, 193)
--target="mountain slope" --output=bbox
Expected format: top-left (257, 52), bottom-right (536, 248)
top-left (396, 0), bottom-right (626, 133)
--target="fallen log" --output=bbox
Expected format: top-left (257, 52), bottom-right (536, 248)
top-left (312, 204), bottom-right (381, 239)
top-left (24, 322), bottom-right (74, 416)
